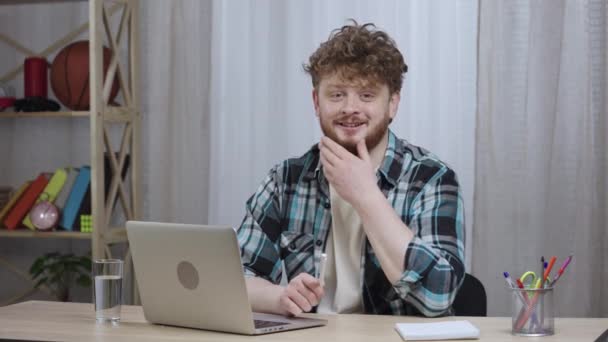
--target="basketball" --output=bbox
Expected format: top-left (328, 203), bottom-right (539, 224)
top-left (50, 40), bottom-right (120, 110)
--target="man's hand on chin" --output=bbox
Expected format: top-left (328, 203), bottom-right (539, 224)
top-left (318, 137), bottom-right (380, 209)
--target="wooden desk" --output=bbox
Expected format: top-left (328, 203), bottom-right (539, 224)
top-left (0, 301), bottom-right (606, 341)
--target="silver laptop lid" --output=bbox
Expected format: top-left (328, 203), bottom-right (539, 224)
top-left (126, 221), bottom-right (256, 334)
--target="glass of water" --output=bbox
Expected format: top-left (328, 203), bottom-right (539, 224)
top-left (93, 259), bottom-right (123, 323)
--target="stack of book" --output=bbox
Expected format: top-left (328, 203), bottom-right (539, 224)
top-left (0, 153), bottom-right (129, 232)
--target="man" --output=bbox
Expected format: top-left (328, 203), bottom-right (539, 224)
top-left (237, 21), bottom-right (465, 317)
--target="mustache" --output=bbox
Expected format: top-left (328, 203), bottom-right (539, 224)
top-left (333, 114), bottom-right (367, 122)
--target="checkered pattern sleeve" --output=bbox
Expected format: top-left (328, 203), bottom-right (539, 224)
top-left (236, 165), bottom-right (285, 284)
top-left (393, 167), bottom-right (466, 317)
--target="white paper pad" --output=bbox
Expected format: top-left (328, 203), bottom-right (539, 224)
top-left (395, 320), bottom-right (480, 341)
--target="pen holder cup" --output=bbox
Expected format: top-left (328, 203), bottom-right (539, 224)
top-left (511, 287), bottom-right (554, 336)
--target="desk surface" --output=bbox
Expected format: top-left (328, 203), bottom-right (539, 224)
top-left (0, 301), bottom-right (606, 341)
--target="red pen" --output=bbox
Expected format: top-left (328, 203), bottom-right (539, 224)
top-left (516, 278), bottom-right (530, 300)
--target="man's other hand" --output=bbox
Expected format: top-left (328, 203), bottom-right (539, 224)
top-left (276, 273), bottom-right (324, 316)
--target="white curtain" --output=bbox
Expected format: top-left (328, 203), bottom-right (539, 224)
top-left (207, 0), bottom-right (478, 269)
top-left (140, 0), bottom-right (212, 224)
top-left (474, 0), bottom-right (607, 316)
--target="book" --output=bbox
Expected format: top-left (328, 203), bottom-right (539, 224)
top-left (58, 166), bottom-right (90, 231)
top-left (22, 168), bottom-right (68, 229)
top-left (3, 174), bottom-right (49, 230)
top-left (74, 153), bottom-right (130, 231)
top-left (54, 167), bottom-right (78, 212)
top-left (0, 181), bottom-right (31, 226)
top-left (395, 320), bottom-right (480, 341)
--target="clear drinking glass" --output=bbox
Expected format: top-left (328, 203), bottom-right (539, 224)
top-left (93, 259), bottom-right (123, 323)
top-left (511, 287), bottom-right (554, 336)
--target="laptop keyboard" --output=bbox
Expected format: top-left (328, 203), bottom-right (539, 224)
top-left (254, 320), bottom-right (290, 329)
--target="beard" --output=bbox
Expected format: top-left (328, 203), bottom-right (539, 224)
top-left (320, 114), bottom-right (391, 156)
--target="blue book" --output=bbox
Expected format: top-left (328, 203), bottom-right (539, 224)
top-left (59, 166), bottom-right (90, 231)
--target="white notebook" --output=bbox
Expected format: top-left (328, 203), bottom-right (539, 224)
top-left (395, 320), bottom-right (480, 341)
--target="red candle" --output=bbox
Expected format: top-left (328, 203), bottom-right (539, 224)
top-left (24, 56), bottom-right (48, 98)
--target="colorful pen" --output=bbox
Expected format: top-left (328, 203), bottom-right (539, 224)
top-left (549, 255), bottom-right (573, 287)
top-left (516, 279), bottom-right (529, 296)
top-left (515, 255), bottom-right (567, 330)
top-left (502, 272), bottom-right (516, 288)
top-left (508, 272), bottom-right (539, 329)
top-left (504, 272), bottom-right (529, 304)
top-left (540, 256), bottom-right (557, 288)
top-left (517, 257), bottom-right (557, 331)
top-left (540, 256), bottom-right (545, 282)
top-left (541, 262), bottom-right (548, 287)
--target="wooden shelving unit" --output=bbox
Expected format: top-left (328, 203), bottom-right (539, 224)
top-left (0, 111), bottom-right (89, 118)
top-left (0, 0), bottom-right (141, 305)
top-left (0, 230), bottom-right (91, 239)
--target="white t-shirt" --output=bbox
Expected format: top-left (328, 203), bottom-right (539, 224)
top-left (317, 185), bottom-right (366, 314)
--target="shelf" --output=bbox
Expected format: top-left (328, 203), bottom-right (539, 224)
top-left (0, 227), bottom-right (128, 242)
top-left (0, 107), bottom-right (136, 122)
top-left (0, 1), bottom-right (87, 5)
top-left (0, 229), bottom-right (91, 239)
top-left (0, 111), bottom-right (89, 118)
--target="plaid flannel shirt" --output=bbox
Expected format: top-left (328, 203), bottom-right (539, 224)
top-left (237, 130), bottom-right (465, 317)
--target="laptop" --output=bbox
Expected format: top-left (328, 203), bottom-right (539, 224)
top-left (126, 220), bottom-right (327, 335)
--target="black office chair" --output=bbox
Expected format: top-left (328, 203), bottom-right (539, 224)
top-left (453, 273), bottom-right (487, 316)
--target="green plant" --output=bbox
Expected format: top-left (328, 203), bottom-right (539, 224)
top-left (29, 252), bottom-right (92, 302)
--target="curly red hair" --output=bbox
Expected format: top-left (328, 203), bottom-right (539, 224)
top-left (304, 20), bottom-right (408, 94)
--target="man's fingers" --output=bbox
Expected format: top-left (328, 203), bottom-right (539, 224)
top-left (301, 275), bottom-right (325, 301)
top-left (320, 154), bottom-right (337, 184)
top-left (280, 295), bottom-right (302, 316)
top-left (307, 282), bottom-right (324, 301)
top-left (296, 282), bottom-right (319, 307)
top-left (287, 287), bottom-right (312, 312)
top-left (283, 274), bottom-right (324, 314)
top-left (320, 145), bottom-right (341, 167)
top-left (356, 139), bottom-right (371, 162)
top-left (319, 148), bottom-right (334, 168)
top-left (321, 136), bottom-right (351, 159)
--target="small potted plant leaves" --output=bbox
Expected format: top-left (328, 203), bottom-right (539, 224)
top-left (29, 252), bottom-right (92, 302)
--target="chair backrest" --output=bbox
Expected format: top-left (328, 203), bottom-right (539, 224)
top-left (453, 273), bottom-right (487, 316)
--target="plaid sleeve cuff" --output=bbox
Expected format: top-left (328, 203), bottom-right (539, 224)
top-left (393, 237), bottom-right (439, 297)
top-left (390, 237), bottom-right (459, 316)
